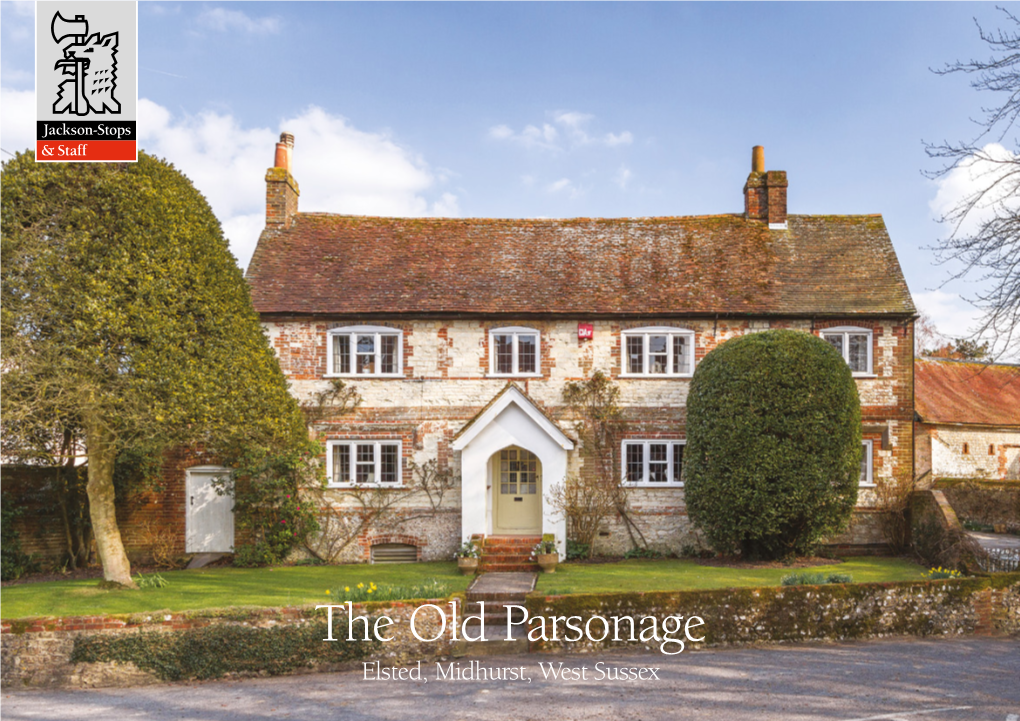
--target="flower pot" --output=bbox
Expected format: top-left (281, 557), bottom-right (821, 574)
top-left (536, 553), bottom-right (558, 573)
top-left (458, 557), bottom-right (479, 575)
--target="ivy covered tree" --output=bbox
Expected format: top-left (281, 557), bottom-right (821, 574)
top-left (683, 330), bottom-right (861, 560)
top-left (1, 151), bottom-right (307, 587)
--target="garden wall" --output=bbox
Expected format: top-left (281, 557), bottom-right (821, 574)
top-left (525, 574), bottom-right (1020, 654)
top-left (935, 479), bottom-right (1020, 528)
top-left (0, 598), bottom-right (460, 689)
top-left (4, 575), bottom-right (1018, 689)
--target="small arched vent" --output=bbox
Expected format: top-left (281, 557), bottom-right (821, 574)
top-left (371, 543), bottom-right (418, 564)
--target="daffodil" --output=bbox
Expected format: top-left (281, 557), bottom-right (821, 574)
top-left (357, 583), bottom-right (364, 589)
top-left (344, 586), bottom-right (350, 592)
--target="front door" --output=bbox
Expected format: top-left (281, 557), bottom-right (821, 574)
top-left (185, 467), bottom-right (234, 553)
top-left (494, 447), bottom-right (542, 534)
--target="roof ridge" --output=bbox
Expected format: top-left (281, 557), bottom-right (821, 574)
top-left (291, 212), bottom-right (884, 223)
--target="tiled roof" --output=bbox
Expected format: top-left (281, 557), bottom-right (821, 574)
top-left (247, 214), bottom-right (915, 317)
top-left (915, 358), bottom-right (1020, 427)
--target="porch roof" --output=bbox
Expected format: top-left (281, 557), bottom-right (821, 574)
top-left (451, 384), bottom-right (574, 451)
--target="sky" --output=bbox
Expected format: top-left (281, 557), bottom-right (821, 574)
top-left (2, 1), bottom-right (1016, 353)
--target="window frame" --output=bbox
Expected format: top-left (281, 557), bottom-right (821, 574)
top-left (820, 326), bottom-right (874, 377)
top-left (859, 439), bottom-right (875, 487)
top-left (620, 327), bottom-right (696, 378)
top-left (620, 439), bottom-right (687, 487)
top-left (488, 326), bottom-right (542, 377)
top-left (325, 440), bottom-right (403, 488)
top-left (325, 325), bottom-right (403, 378)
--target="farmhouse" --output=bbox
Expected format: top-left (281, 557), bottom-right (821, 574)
top-left (914, 357), bottom-right (1020, 487)
top-left (235, 135), bottom-right (917, 563)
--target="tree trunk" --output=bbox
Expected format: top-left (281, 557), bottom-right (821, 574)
top-left (84, 418), bottom-right (137, 588)
top-left (57, 431), bottom-right (78, 570)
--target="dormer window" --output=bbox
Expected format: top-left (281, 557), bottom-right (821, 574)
top-left (489, 327), bottom-right (541, 376)
top-left (621, 327), bottom-right (695, 377)
top-left (821, 326), bottom-right (873, 376)
top-left (326, 326), bottom-right (403, 377)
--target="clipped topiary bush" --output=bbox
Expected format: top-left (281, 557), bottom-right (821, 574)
top-left (684, 329), bottom-right (862, 560)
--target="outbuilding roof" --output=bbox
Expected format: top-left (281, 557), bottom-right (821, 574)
top-left (246, 213), bottom-right (916, 318)
top-left (915, 358), bottom-right (1020, 427)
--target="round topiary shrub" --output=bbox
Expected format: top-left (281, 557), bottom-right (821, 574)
top-left (684, 329), bottom-right (862, 560)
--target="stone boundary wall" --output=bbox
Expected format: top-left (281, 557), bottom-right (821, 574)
top-left (0, 598), bottom-right (462, 689)
top-left (525, 574), bottom-right (1020, 654)
top-left (4, 575), bottom-right (1019, 689)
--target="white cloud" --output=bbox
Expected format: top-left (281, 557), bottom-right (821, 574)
top-left (913, 290), bottom-right (985, 341)
top-left (9, 1), bottom-right (34, 17)
top-left (136, 101), bottom-right (458, 269)
top-left (431, 192), bottom-right (460, 217)
top-left (552, 111), bottom-right (593, 129)
top-left (489, 125), bottom-right (514, 141)
top-left (490, 111), bottom-right (632, 151)
top-left (546, 178), bottom-right (582, 198)
top-left (614, 165), bottom-right (633, 190)
top-left (0, 86), bottom-right (35, 155)
top-left (929, 142), bottom-right (1020, 238)
top-left (196, 7), bottom-right (280, 35)
top-left (604, 131), bottom-right (634, 147)
top-left (1, 2), bottom-right (34, 47)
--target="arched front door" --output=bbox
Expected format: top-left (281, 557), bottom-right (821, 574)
top-left (492, 446), bottom-right (542, 535)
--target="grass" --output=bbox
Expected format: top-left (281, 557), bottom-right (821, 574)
top-left (1, 556), bottom-right (930, 620)
top-left (0, 562), bottom-right (469, 620)
top-left (535, 557), bottom-right (928, 595)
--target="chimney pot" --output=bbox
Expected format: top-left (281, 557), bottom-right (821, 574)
top-left (752, 145), bottom-right (765, 174)
top-left (274, 132), bottom-right (294, 173)
top-left (266, 133), bottom-right (299, 227)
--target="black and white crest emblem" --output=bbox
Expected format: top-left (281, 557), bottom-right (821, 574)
top-left (51, 11), bottom-right (121, 116)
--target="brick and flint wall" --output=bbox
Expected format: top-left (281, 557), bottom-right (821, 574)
top-left (265, 315), bottom-right (915, 556)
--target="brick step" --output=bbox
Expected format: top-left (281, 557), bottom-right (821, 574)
top-left (479, 554), bottom-right (533, 563)
top-left (478, 562), bottom-right (540, 572)
top-left (483, 536), bottom-right (540, 546)
top-left (481, 542), bottom-right (538, 550)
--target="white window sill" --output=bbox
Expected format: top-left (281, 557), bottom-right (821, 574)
top-left (323, 373), bottom-right (405, 379)
top-left (326, 483), bottom-right (405, 490)
top-left (858, 483), bottom-right (877, 488)
top-left (488, 373), bottom-right (542, 379)
top-left (620, 374), bottom-right (693, 379)
top-left (621, 482), bottom-right (685, 489)
top-left (851, 373), bottom-right (877, 379)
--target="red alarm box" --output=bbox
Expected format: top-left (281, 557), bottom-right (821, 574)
top-left (578, 323), bottom-right (594, 340)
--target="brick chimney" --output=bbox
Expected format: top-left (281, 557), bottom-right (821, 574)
top-left (743, 145), bottom-right (788, 228)
top-left (266, 132), bottom-right (299, 227)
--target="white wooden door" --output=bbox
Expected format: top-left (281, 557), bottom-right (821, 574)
top-left (185, 467), bottom-right (234, 553)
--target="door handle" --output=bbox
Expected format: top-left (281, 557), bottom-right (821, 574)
top-left (190, 496), bottom-right (194, 507)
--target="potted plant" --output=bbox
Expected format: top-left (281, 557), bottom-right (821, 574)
top-left (455, 540), bottom-right (480, 575)
top-left (532, 539), bottom-right (559, 573)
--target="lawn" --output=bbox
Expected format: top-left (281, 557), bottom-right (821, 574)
top-left (0, 562), bottom-right (469, 620)
top-left (1, 556), bottom-right (929, 620)
top-left (534, 557), bottom-right (929, 595)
